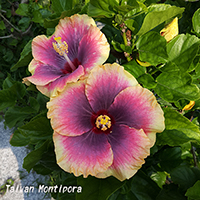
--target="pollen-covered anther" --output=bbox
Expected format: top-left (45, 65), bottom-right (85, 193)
top-left (53, 37), bottom-right (69, 56)
top-left (95, 115), bottom-right (111, 131)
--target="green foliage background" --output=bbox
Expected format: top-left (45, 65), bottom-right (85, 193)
top-left (1, 0), bottom-right (200, 199)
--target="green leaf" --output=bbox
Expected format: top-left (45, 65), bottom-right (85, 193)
top-left (29, 97), bottom-right (40, 113)
top-left (33, 164), bottom-right (53, 175)
top-left (171, 166), bottom-right (200, 191)
top-left (155, 71), bottom-right (200, 102)
top-left (137, 73), bottom-right (157, 89)
top-left (150, 171), bottom-right (167, 188)
top-left (10, 129), bottom-right (30, 147)
top-left (87, 0), bottom-right (118, 18)
top-left (192, 8), bottom-right (200, 34)
top-left (11, 40), bottom-right (33, 71)
top-left (101, 25), bottom-right (123, 44)
top-left (0, 82), bottom-right (26, 111)
top-left (185, 180), bottom-right (200, 200)
top-left (51, 0), bottom-right (79, 13)
top-left (137, 6), bottom-right (184, 36)
top-left (3, 74), bottom-right (15, 89)
top-left (32, 10), bottom-right (44, 23)
top-left (156, 184), bottom-right (187, 200)
top-left (130, 171), bottom-right (161, 200)
top-left (123, 60), bottom-right (146, 79)
top-left (18, 117), bottom-right (53, 144)
top-left (156, 107), bottom-right (200, 146)
top-left (15, 3), bottom-right (29, 16)
top-left (136, 31), bottom-right (168, 65)
top-left (77, 176), bottom-right (124, 200)
top-left (159, 147), bottom-right (182, 173)
top-left (111, 40), bottom-right (123, 52)
top-left (23, 140), bottom-right (50, 172)
top-left (5, 106), bottom-right (36, 128)
top-left (0, 20), bottom-right (5, 30)
top-left (163, 34), bottom-right (200, 72)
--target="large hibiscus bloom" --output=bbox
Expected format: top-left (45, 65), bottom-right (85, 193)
top-left (47, 63), bottom-right (165, 181)
top-left (23, 14), bottom-right (109, 97)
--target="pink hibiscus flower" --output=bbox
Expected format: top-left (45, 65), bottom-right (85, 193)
top-left (23, 14), bottom-right (110, 97)
top-left (47, 63), bottom-right (165, 181)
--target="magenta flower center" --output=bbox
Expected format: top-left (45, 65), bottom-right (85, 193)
top-left (95, 115), bottom-right (111, 131)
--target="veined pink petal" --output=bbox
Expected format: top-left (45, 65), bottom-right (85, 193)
top-left (54, 14), bottom-right (97, 62)
top-left (47, 80), bottom-right (93, 136)
top-left (32, 35), bottom-right (66, 68)
top-left (37, 65), bottom-right (85, 97)
top-left (86, 63), bottom-right (138, 112)
top-left (53, 130), bottom-right (113, 178)
top-left (96, 125), bottom-right (151, 181)
top-left (23, 59), bottom-right (62, 86)
top-left (77, 25), bottom-right (110, 71)
top-left (108, 85), bottom-right (165, 146)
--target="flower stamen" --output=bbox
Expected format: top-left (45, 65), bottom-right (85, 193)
top-left (53, 37), bottom-right (76, 71)
top-left (95, 115), bottom-right (111, 131)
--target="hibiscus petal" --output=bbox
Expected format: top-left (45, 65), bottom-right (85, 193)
top-left (32, 35), bottom-right (66, 68)
top-left (96, 125), bottom-right (151, 181)
top-left (47, 80), bottom-right (93, 136)
top-left (53, 130), bottom-right (113, 177)
top-left (108, 85), bottom-right (165, 145)
top-left (23, 59), bottom-right (62, 86)
top-left (77, 25), bottom-right (110, 71)
top-left (86, 63), bottom-right (138, 112)
top-left (54, 14), bottom-right (97, 62)
top-left (37, 65), bottom-right (85, 97)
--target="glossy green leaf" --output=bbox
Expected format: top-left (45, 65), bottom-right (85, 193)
top-left (192, 8), bottom-right (200, 34)
top-left (5, 106), bottom-right (36, 128)
top-left (123, 60), bottom-right (146, 79)
top-left (15, 3), bottom-right (29, 16)
top-left (11, 40), bottom-right (33, 71)
top-left (29, 97), bottom-right (40, 112)
top-left (150, 171), bottom-right (166, 188)
top-left (51, 0), bottom-right (79, 13)
top-left (101, 25), bottom-right (123, 43)
top-left (10, 129), bottom-right (30, 147)
top-left (185, 180), bottom-right (200, 200)
top-left (87, 0), bottom-right (118, 18)
top-left (163, 34), bottom-right (200, 72)
top-left (137, 73), bottom-right (157, 89)
top-left (137, 6), bottom-right (184, 36)
top-left (171, 166), bottom-right (200, 191)
top-left (18, 117), bottom-right (53, 144)
top-left (130, 171), bottom-right (161, 200)
top-left (156, 107), bottom-right (200, 146)
top-left (155, 71), bottom-right (200, 102)
top-left (0, 82), bottom-right (26, 111)
top-left (23, 140), bottom-right (50, 172)
top-left (76, 176), bottom-right (124, 200)
top-left (136, 31), bottom-right (168, 65)
top-left (33, 164), bottom-right (53, 175)
top-left (0, 20), bottom-right (5, 30)
top-left (159, 147), bottom-right (182, 173)
top-left (32, 10), bottom-right (44, 23)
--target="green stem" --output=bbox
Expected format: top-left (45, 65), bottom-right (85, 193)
top-left (122, 31), bottom-right (127, 46)
top-left (122, 31), bottom-right (132, 61)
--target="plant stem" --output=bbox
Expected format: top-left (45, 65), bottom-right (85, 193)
top-left (0, 12), bottom-right (21, 33)
top-left (0, 34), bottom-right (13, 39)
top-left (191, 144), bottom-right (198, 167)
top-left (122, 31), bottom-right (132, 61)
